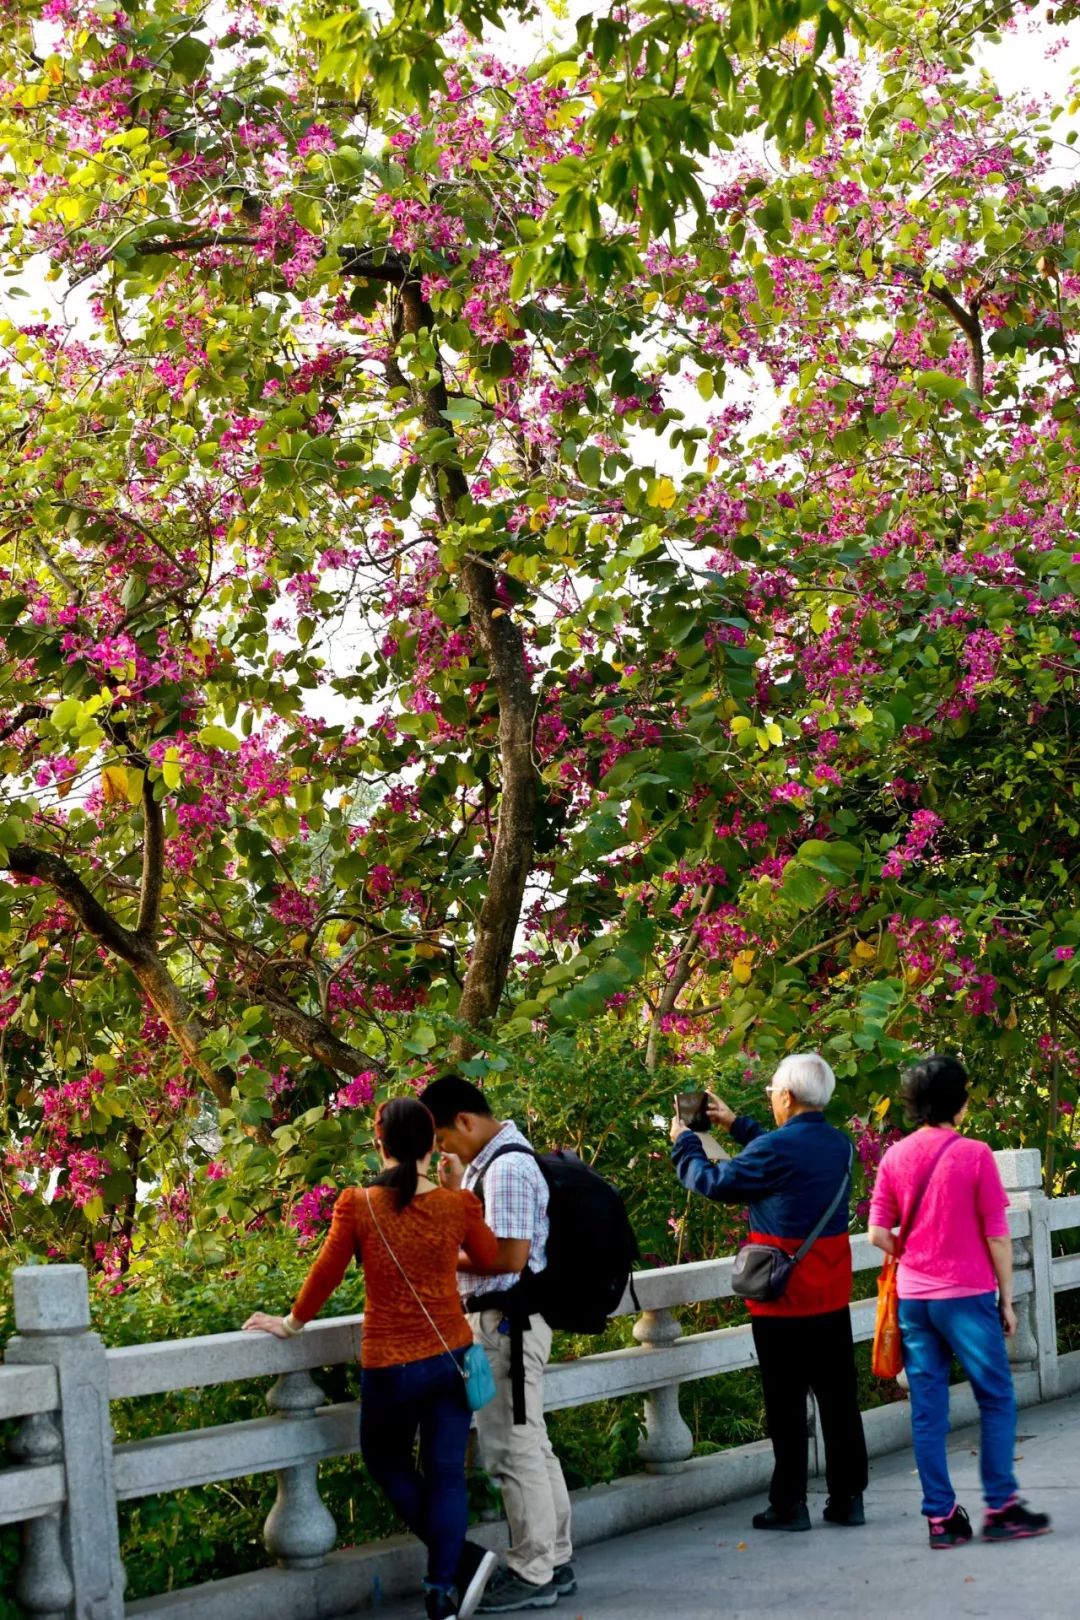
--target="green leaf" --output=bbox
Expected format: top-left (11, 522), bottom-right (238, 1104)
top-left (915, 369), bottom-right (965, 401)
top-left (578, 445), bottom-right (602, 487)
top-left (440, 398), bottom-right (484, 425)
top-left (197, 725), bottom-right (241, 752)
top-left (161, 748), bottom-right (182, 791)
top-left (169, 36), bottom-right (211, 83)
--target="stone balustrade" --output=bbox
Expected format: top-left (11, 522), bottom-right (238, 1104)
top-left (2, 1146), bottom-right (1078, 1620)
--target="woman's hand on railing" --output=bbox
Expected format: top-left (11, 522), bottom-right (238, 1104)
top-left (243, 1312), bottom-right (294, 1338)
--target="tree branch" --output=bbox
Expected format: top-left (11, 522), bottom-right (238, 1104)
top-left (8, 842), bottom-right (142, 961)
top-left (0, 704), bottom-right (46, 746)
top-left (120, 232), bottom-right (412, 286)
top-left (5, 842), bottom-right (264, 1134)
top-left (645, 885), bottom-right (716, 1072)
top-left (136, 773), bottom-right (164, 942)
top-left (892, 262), bottom-right (985, 399)
top-left (257, 987), bottom-right (383, 1078)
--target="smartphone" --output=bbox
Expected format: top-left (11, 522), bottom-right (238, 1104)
top-left (676, 1091), bottom-right (711, 1133)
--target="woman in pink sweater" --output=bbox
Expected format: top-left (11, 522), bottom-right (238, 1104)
top-left (869, 1055), bottom-right (1050, 1551)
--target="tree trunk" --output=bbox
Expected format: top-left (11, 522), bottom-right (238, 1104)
top-left (392, 280), bottom-right (538, 1059)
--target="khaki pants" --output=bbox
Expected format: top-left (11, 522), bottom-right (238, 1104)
top-left (469, 1311), bottom-right (573, 1586)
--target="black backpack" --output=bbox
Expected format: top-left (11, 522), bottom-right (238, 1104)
top-left (477, 1144), bottom-right (639, 1333)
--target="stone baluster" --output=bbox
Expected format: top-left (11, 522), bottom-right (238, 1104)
top-left (633, 1308), bottom-right (693, 1473)
top-left (9, 1411), bottom-right (74, 1620)
top-left (6, 1265), bottom-right (125, 1620)
top-left (996, 1147), bottom-right (1057, 1399)
top-left (263, 1370), bottom-right (337, 1568)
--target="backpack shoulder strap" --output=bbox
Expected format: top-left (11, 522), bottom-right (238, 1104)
top-left (472, 1142), bottom-right (539, 1199)
top-left (793, 1142), bottom-right (854, 1264)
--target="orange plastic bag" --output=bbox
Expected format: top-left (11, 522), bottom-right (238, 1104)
top-left (871, 1255), bottom-right (903, 1379)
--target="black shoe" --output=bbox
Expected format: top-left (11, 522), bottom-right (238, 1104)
top-left (752, 1503), bottom-right (811, 1532)
top-left (928, 1504), bottom-right (973, 1550)
top-left (981, 1499), bottom-right (1052, 1542)
top-left (456, 1543), bottom-right (498, 1620)
top-left (476, 1569), bottom-right (558, 1612)
top-left (553, 1564), bottom-right (577, 1598)
top-left (823, 1493), bottom-right (865, 1526)
top-left (426, 1590), bottom-right (458, 1620)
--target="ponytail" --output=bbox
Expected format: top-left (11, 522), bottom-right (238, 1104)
top-left (373, 1159), bottom-right (420, 1212)
top-left (370, 1096), bottom-right (435, 1211)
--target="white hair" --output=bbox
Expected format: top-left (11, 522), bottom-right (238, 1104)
top-left (770, 1052), bottom-right (836, 1108)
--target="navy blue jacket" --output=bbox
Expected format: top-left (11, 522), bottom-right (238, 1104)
top-left (671, 1111), bottom-right (853, 1316)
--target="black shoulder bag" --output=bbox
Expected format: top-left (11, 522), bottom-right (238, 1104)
top-left (731, 1143), bottom-right (854, 1303)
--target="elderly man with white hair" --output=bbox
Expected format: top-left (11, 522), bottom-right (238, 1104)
top-left (670, 1052), bottom-right (867, 1532)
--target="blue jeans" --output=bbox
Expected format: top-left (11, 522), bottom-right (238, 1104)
top-left (360, 1348), bottom-right (471, 1592)
top-left (899, 1293), bottom-right (1018, 1518)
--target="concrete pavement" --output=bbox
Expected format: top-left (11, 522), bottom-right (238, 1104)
top-left (367, 1392), bottom-right (1080, 1620)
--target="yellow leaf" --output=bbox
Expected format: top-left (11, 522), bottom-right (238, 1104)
top-left (652, 477), bottom-right (678, 510)
top-left (289, 932), bottom-right (309, 954)
top-left (490, 607), bottom-right (506, 618)
top-left (854, 940), bottom-right (877, 962)
top-left (765, 722), bottom-right (783, 747)
top-left (101, 765), bottom-right (128, 804)
top-left (874, 1096), bottom-right (892, 1119)
top-left (730, 715), bottom-right (751, 734)
top-left (732, 950), bottom-right (755, 985)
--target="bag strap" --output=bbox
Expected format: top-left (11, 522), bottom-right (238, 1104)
top-left (363, 1190), bottom-right (467, 1385)
top-left (896, 1131), bottom-right (964, 1256)
top-left (793, 1143), bottom-right (855, 1265)
top-left (471, 1141), bottom-right (538, 1202)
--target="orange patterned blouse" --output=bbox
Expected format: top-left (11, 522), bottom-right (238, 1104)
top-left (290, 1184), bottom-right (499, 1368)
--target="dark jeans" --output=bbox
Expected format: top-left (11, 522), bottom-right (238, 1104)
top-left (751, 1307), bottom-right (868, 1513)
top-left (899, 1293), bottom-right (1018, 1518)
top-left (360, 1348), bottom-right (471, 1592)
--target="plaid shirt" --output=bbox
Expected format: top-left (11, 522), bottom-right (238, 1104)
top-left (459, 1121), bottom-right (549, 1298)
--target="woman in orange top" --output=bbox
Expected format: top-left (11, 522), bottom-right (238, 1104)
top-left (244, 1097), bottom-right (500, 1620)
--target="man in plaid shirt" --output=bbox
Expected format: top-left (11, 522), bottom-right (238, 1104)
top-left (421, 1075), bottom-right (573, 1613)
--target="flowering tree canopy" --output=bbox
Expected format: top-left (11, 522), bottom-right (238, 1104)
top-left (2, 0), bottom-right (1079, 1261)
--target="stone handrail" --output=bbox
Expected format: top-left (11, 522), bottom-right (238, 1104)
top-left (0, 1145), bottom-right (1075, 1620)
